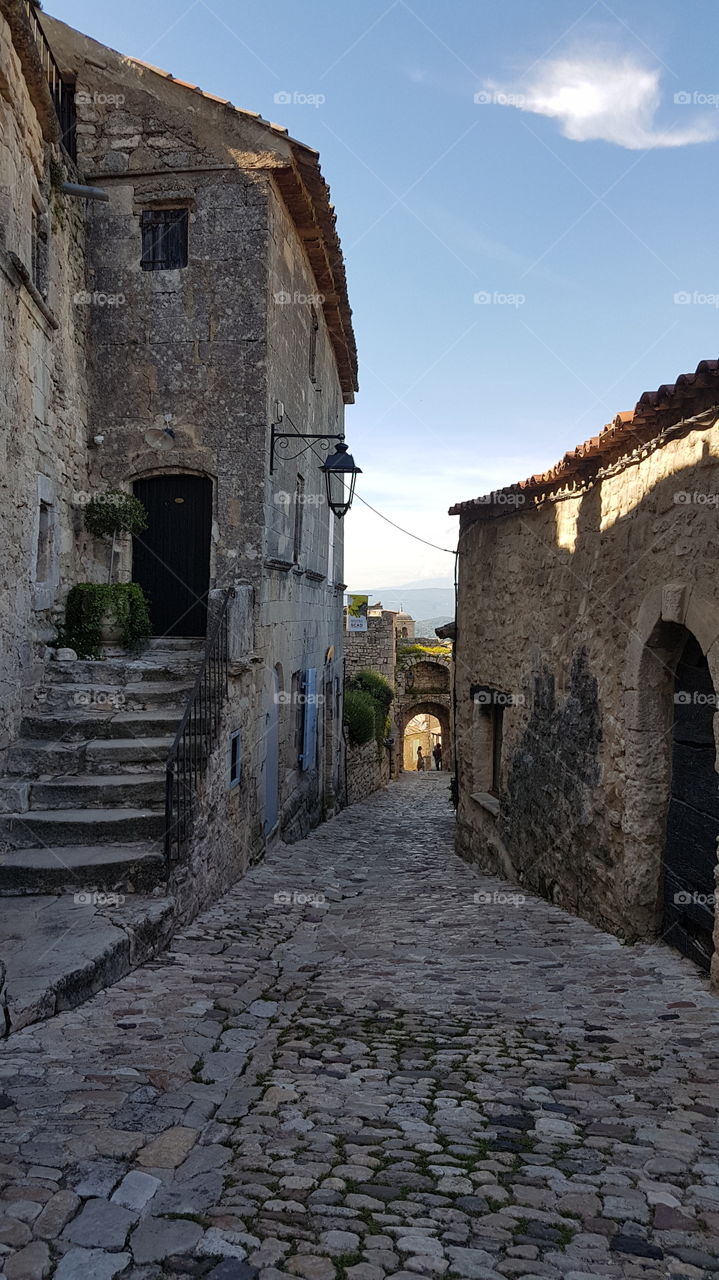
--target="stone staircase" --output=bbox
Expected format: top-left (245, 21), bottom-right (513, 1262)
top-left (0, 639), bottom-right (204, 896)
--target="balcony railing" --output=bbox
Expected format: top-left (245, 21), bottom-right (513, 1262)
top-left (22, 1), bottom-right (77, 161)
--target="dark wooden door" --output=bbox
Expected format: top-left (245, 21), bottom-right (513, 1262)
top-left (133, 475), bottom-right (212, 637)
top-left (663, 634), bottom-right (719, 971)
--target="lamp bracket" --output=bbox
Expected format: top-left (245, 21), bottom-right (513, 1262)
top-left (270, 425), bottom-right (344, 474)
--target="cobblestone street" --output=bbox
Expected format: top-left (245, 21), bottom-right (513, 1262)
top-left (2, 774), bottom-right (719, 1280)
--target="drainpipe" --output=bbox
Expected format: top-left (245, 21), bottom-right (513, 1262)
top-left (61, 182), bottom-right (110, 203)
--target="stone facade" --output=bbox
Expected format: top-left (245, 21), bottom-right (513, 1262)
top-left (395, 649), bottom-right (453, 773)
top-left (0, 0), bottom-right (91, 749)
top-left (450, 361), bottom-right (719, 986)
top-left (0, 5), bottom-right (358, 921)
top-left (345, 609), bottom-right (396, 681)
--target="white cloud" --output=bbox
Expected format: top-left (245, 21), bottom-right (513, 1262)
top-left (484, 54), bottom-right (719, 150)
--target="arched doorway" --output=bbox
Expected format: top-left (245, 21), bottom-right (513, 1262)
top-left (404, 712), bottom-right (443, 771)
top-left (398, 700), bottom-right (451, 773)
top-left (663, 632), bottom-right (719, 971)
top-left (133, 474), bottom-right (212, 636)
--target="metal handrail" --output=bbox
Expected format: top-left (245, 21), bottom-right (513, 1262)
top-left (22, 1), bottom-right (77, 160)
top-left (164, 588), bottom-right (235, 866)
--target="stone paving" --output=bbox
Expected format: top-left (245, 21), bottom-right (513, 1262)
top-left (1, 773), bottom-right (719, 1280)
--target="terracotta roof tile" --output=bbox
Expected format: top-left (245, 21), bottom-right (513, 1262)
top-left (449, 358), bottom-right (719, 515)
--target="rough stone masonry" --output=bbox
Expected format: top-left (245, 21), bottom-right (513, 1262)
top-left (0, 775), bottom-right (718, 1280)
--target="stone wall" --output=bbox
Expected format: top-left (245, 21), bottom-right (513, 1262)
top-left (0, 2), bottom-right (93, 753)
top-left (345, 612), bottom-right (396, 681)
top-left (346, 737), bottom-right (390, 807)
top-left (453, 409), bottom-right (719, 981)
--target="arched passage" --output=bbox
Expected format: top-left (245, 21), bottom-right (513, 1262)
top-left (398, 700), bottom-right (451, 773)
top-left (622, 584), bottom-right (719, 975)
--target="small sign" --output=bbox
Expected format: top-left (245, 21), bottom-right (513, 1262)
top-left (347, 594), bottom-right (368, 632)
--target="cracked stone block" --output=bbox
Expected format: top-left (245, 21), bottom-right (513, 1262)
top-left (129, 1216), bottom-right (203, 1263)
top-left (110, 1170), bottom-right (160, 1211)
top-left (53, 1250), bottom-right (131, 1280)
top-left (61, 1198), bottom-right (136, 1249)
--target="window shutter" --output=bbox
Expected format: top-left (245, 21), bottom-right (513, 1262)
top-left (301, 668), bottom-right (318, 771)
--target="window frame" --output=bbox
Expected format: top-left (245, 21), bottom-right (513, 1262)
top-left (140, 207), bottom-right (189, 272)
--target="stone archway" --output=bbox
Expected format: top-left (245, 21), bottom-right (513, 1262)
top-left (394, 653), bottom-right (453, 775)
top-left (397, 699), bottom-right (451, 774)
top-left (622, 582), bottom-right (719, 980)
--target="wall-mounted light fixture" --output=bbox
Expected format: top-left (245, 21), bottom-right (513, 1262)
top-left (269, 417), bottom-right (362, 518)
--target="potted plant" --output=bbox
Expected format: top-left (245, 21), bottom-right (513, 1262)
top-left (62, 489), bottom-right (152, 657)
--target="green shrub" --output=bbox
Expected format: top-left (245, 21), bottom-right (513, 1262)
top-left (344, 688), bottom-right (377, 746)
top-left (345, 669), bottom-right (395, 750)
top-left (62, 582), bottom-right (151, 658)
top-left (350, 669), bottom-right (394, 710)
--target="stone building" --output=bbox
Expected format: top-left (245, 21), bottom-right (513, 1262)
top-left (0, 4), bottom-right (358, 928)
top-left (450, 360), bottom-right (719, 984)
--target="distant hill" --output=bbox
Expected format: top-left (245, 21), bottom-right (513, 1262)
top-left (415, 615), bottom-right (453, 635)
top-left (351, 586), bottom-right (455, 621)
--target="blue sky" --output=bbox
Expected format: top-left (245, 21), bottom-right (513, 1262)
top-left (49, 0), bottom-right (719, 587)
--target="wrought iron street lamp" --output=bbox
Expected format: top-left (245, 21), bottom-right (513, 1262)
top-left (320, 441), bottom-right (362, 518)
top-left (269, 418), bottom-right (362, 518)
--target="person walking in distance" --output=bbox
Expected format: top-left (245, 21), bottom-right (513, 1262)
top-left (416, 746), bottom-right (425, 772)
top-left (433, 741), bottom-right (443, 771)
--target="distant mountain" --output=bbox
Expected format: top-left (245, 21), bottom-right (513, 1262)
top-left (351, 586), bottom-right (455, 622)
top-left (415, 615), bottom-right (454, 635)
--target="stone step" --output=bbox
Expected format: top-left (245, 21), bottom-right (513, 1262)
top-left (20, 709), bottom-right (184, 742)
top-left (148, 637), bottom-right (206, 651)
top-left (45, 659), bottom-right (199, 686)
top-left (0, 842), bottom-right (165, 895)
top-left (29, 774), bottom-right (166, 810)
top-left (0, 807), bottom-right (165, 849)
top-left (38, 681), bottom-right (193, 713)
top-left (85, 737), bottom-right (176, 774)
top-left (5, 740), bottom-right (84, 778)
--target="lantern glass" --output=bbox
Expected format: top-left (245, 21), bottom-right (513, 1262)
top-left (321, 441), bottom-right (361, 518)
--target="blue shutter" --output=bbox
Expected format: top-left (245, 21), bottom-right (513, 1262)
top-left (302, 668), bottom-right (318, 771)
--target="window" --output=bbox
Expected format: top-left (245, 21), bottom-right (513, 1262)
top-left (140, 208), bottom-right (189, 271)
top-left (472, 687), bottom-right (506, 803)
top-left (292, 671), bottom-right (305, 765)
top-left (31, 203), bottom-right (48, 296)
top-left (309, 305), bottom-right (319, 383)
top-left (35, 500), bottom-right (52, 584)
top-left (228, 730), bottom-right (241, 788)
top-left (293, 475), bottom-right (305, 562)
